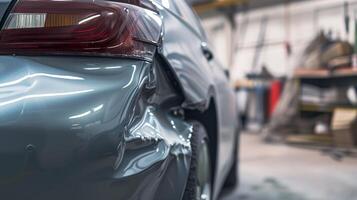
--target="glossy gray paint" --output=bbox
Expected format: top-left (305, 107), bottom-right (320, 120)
top-left (0, 0), bottom-right (11, 22)
top-left (0, 0), bottom-right (239, 199)
top-left (0, 56), bottom-right (192, 200)
top-left (153, 1), bottom-right (239, 199)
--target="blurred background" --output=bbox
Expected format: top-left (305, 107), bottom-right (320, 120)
top-left (187, 0), bottom-right (357, 199)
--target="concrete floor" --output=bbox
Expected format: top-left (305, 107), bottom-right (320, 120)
top-left (220, 133), bottom-right (357, 200)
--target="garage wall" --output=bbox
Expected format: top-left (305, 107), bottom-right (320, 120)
top-left (200, 0), bottom-right (357, 81)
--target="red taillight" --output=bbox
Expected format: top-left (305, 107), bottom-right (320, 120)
top-left (0, 0), bottom-right (162, 61)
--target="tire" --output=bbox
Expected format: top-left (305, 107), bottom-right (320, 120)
top-left (223, 130), bottom-right (239, 188)
top-left (183, 122), bottom-right (212, 200)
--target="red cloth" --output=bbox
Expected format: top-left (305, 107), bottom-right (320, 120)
top-left (269, 80), bottom-right (282, 117)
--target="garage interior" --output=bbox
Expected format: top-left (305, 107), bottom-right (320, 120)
top-left (188, 0), bottom-right (357, 199)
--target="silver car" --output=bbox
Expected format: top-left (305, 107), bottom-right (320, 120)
top-left (0, 0), bottom-right (239, 199)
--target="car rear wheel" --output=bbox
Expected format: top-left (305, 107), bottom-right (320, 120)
top-left (183, 122), bottom-right (212, 200)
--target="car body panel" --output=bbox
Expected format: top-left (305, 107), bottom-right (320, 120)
top-left (0, 0), bottom-right (11, 22)
top-left (152, 1), bottom-right (239, 198)
top-left (209, 60), bottom-right (238, 196)
top-left (0, 0), bottom-right (239, 199)
top-left (154, 3), bottom-right (215, 109)
top-left (0, 56), bottom-right (192, 200)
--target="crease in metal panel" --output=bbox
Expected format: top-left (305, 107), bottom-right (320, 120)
top-left (0, 56), bottom-right (192, 200)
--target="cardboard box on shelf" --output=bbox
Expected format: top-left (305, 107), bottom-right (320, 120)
top-left (332, 108), bottom-right (357, 148)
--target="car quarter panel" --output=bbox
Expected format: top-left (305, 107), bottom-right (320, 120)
top-left (0, 56), bottom-right (192, 200)
top-left (153, 1), bottom-right (215, 109)
top-left (153, 1), bottom-right (239, 198)
top-left (0, 0), bottom-right (11, 22)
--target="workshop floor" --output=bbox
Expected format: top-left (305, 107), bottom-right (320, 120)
top-left (220, 133), bottom-right (357, 200)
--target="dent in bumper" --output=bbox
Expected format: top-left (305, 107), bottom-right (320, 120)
top-left (0, 56), bottom-right (192, 200)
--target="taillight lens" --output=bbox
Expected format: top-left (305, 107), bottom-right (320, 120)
top-left (0, 0), bottom-right (162, 61)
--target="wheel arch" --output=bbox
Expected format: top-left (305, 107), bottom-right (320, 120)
top-left (154, 53), bottom-right (219, 189)
top-left (184, 98), bottom-right (219, 189)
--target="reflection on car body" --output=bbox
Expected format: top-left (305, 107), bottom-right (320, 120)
top-left (0, 0), bottom-right (239, 199)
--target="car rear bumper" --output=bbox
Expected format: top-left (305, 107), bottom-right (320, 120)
top-left (0, 56), bottom-right (192, 200)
